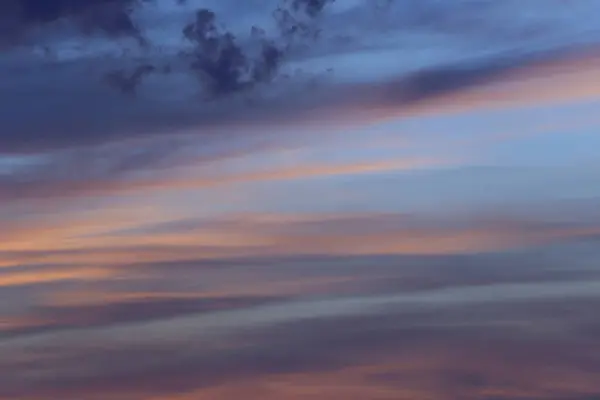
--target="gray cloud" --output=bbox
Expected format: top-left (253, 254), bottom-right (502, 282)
top-left (0, 0), bottom-right (146, 50)
top-left (3, 3), bottom-right (600, 398)
top-left (3, 292), bottom-right (600, 399)
top-left (2, 0), bottom-right (600, 216)
top-left (3, 0), bottom-right (599, 156)
top-left (1, 294), bottom-right (282, 338)
top-left (2, 242), bottom-right (600, 398)
top-left (0, 45), bottom-right (580, 154)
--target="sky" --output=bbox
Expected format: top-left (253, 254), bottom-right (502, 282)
top-left (3, 0), bottom-right (600, 399)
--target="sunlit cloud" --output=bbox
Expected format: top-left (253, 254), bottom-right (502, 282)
top-left (3, 2), bottom-right (600, 399)
top-left (4, 49), bottom-right (600, 214)
top-left (0, 153), bottom-right (444, 204)
top-left (3, 211), bottom-right (600, 271)
top-left (0, 204), bottom-right (167, 252)
top-left (0, 267), bottom-right (112, 287)
top-left (352, 50), bottom-right (600, 131)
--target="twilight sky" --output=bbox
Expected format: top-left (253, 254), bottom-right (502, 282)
top-left (3, 1), bottom-right (600, 399)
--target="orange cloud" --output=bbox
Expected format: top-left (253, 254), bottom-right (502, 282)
top-left (66, 157), bottom-right (445, 199)
top-left (0, 151), bottom-right (446, 215)
top-left (3, 211), bottom-right (600, 270)
top-left (0, 204), bottom-right (172, 255)
top-left (0, 267), bottom-right (112, 287)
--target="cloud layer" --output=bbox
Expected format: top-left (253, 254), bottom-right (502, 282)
top-left (4, 1), bottom-right (600, 399)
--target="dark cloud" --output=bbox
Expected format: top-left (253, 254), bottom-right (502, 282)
top-left (386, 42), bottom-right (600, 104)
top-left (0, 0), bottom-right (336, 97)
top-left (0, 42), bottom-right (594, 159)
top-left (0, 52), bottom-right (342, 154)
top-left (180, 9), bottom-right (281, 98)
top-left (0, 0), bottom-right (146, 48)
top-left (1, 0), bottom-right (599, 180)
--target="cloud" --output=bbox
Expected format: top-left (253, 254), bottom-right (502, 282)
top-left (3, 16), bottom-right (600, 155)
top-left (0, 0), bottom-right (147, 50)
top-left (0, 131), bottom-right (441, 203)
top-left (2, 233), bottom-right (600, 398)
top-left (84, 212), bottom-right (600, 257)
top-left (0, 266), bottom-right (111, 287)
top-left (4, 3), bottom-right (600, 399)
top-left (1, 293), bottom-right (282, 338)
top-left (3, 281), bottom-right (600, 399)
top-left (1, 41), bottom-right (599, 219)
top-left (3, 209), bottom-right (600, 272)
top-left (3, 8), bottom-right (600, 219)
